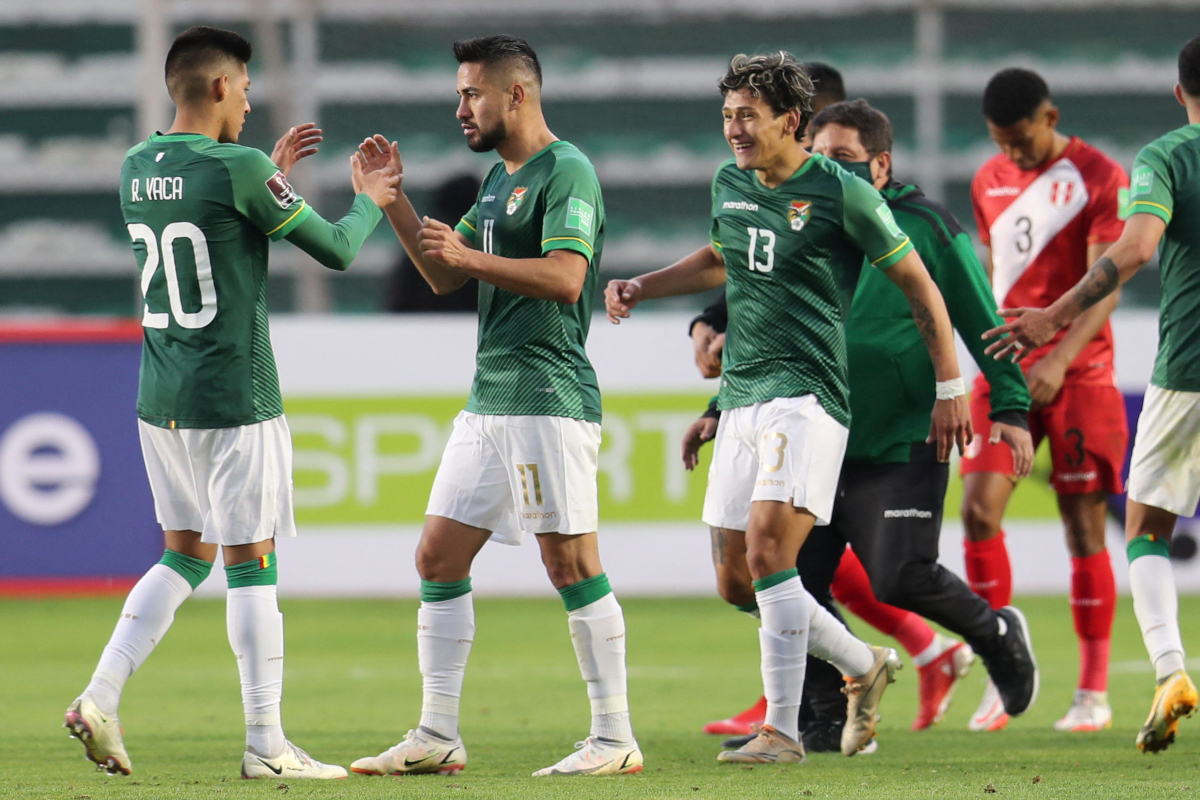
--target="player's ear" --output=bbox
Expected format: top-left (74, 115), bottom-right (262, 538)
top-left (871, 151), bottom-right (892, 185)
top-left (509, 82), bottom-right (525, 110)
top-left (213, 73), bottom-right (229, 104)
top-left (1176, 83), bottom-right (1188, 108)
top-left (1042, 103), bottom-right (1059, 130)
top-left (783, 108), bottom-right (802, 139)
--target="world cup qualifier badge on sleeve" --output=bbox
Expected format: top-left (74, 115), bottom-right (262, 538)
top-left (265, 171), bottom-right (298, 209)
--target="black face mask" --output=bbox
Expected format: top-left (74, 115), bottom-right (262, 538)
top-left (832, 159), bottom-right (874, 182)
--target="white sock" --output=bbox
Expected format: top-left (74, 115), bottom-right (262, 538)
top-left (806, 598), bottom-right (875, 677)
top-left (85, 564), bottom-right (193, 716)
top-left (227, 585), bottom-right (286, 758)
top-left (1130, 553), bottom-right (1187, 681)
top-left (418, 592), bottom-right (475, 740)
top-left (756, 574), bottom-right (811, 741)
top-left (568, 592), bottom-right (633, 743)
top-left (912, 634), bottom-right (950, 669)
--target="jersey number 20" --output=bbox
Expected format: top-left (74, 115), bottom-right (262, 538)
top-left (128, 222), bottom-right (218, 330)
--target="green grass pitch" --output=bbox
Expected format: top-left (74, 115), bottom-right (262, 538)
top-left (5, 594), bottom-right (1200, 799)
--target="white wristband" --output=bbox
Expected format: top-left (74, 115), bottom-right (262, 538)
top-left (935, 378), bottom-right (966, 400)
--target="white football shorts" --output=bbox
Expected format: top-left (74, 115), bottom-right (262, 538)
top-left (426, 410), bottom-right (601, 546)
top-left (702, 394), bottom-right (849, 531)
top-left (138, 415), bottom-right (297, 546)
top-left (1128, 384), bottom-right (1200, 517)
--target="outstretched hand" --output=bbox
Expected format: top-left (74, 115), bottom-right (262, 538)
top-left (982, 307), bottom-right (1061, 362)
top-left (350, 153), bottom-right (399, 208)
top-left (357, 134), bottom-right (403, 178)
top-left (271, 123), bottom-right (323, 177)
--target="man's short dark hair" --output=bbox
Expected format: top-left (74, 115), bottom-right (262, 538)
top-left (811, 99), bottom-right (894, 159)
top-left (165, 26), bottom-right (252, 105)
top-left (804, 62), bottom-right (846, 104)
top-left (982, 68), bottom-right (1051, 127)
top-left (719, 51), bottom-right (816, 140)
top-left (1179, 36), bottom-right (1200, 97)
top-left (453, 35), bottom-right (542, 88)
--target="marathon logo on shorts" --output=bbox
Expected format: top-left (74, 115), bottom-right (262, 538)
top-left (883, 508), bottom-right (933, 519)
top-left (1050, 180), bottom-right (1076, 209)
top-left (522, 510), bottom-right (557, 520)
top-left (1057, 471), bottom-right (1098, 482)
top-left (265, 170), bottom-right (298, 209)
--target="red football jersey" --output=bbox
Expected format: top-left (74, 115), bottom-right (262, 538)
top-left (972, 137), bottom-right (1128, 382)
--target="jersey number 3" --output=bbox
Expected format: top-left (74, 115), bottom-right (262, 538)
top-left (128, 222), bottom-right (218, 330)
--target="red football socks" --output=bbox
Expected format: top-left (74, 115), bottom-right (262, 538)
top-left (1071, 550), bottom-right (1116, 692)
top-left (963, 531), bottom-right (1012, 610)
top-left (831, 548), bottom-right (935, 657)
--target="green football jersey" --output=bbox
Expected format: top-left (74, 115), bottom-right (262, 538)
top-left (454, 140), bottom-right (603, 423)
top-left (1128, 124), bottom-right (1200, 392)
top-left (711, 154), bottom-right (913, 425)
top-left (121, 132), bottom-right (313, 429)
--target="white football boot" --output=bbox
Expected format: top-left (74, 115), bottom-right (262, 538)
top-left (969, 679), bottom-right (1010, 731)
top-left (350, 728), bottom-right (466, 776)
top-left (533, 736), bottom-right (644, 776)
top-left (1054, 690), bottom-right (1113, 732)
top-left (241, 741), bottom-right (347, 779)
top-left (64, 695), bottom-right (131, 776)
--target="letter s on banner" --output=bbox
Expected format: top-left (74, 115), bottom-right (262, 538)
top-left (0, 412), bottom-right (101, 525)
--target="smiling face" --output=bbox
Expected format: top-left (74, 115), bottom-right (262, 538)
top-left (215, 62), bottom-right (251, 143)
top-left (456, 62), bottom-right (512, 153)
top-left (987, 101), bottom-right (1059, 170)
top-left (722, 88), bottom-right (801, 172)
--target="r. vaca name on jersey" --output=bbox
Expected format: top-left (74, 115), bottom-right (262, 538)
top-left (131, 176), bottom-right (183, 202)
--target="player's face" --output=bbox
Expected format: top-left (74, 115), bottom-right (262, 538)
top-left (987, 105), bottom-right (1058, 170)
top-left (722, 90), bottom-right (797, 170)
top-left (812, 123), bottom-right (869, 163)
top-left (217, 64), bottom-right (251, 144)
top-left (457, 63), bottom-right (508, 153)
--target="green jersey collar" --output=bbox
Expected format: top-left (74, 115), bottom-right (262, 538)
top-left (150, 131), bottom-right (211, 143)
top-left (751, 151), bottom-right (821, 191)
top-left (505, 139), bottom-right (565, 176)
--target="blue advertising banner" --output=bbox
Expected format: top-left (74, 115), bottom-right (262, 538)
top-left (0, 322), bottom-right (159, 592)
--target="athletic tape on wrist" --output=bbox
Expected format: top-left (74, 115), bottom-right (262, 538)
top-left (935, 377), bottom-right (966, 400)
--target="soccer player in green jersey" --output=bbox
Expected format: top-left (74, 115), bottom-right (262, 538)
top-left (63, 26), bottom-right (398, 780)
top-left (606, 52), bottom-right (972, 763)
top-left (349, 36), bottom-right (641, 778)
top-left (690, 100), bottom-right (1041, 750)
top-left (985, 35), bottom-right (1200, 754)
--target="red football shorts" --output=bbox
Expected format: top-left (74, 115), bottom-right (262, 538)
top-left (961, 372), bottom-right (1128, 494)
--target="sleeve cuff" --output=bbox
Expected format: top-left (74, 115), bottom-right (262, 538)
top-left (1128, 201), bottom-right (1172, 224)
top-left (701, 396), bottom-right (721, 420)
top-left (541, 236), bottom-right (594, 263)
top-left (989, 408), bottom-right (1030, 431)
top-left (268, 201), bottom-right (313, 241)
top-left (870, 238), bottom-right (913, 270)
top-left (456, 218), bottom-right (476, 239)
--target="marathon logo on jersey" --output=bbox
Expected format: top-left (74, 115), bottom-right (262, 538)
top-left (507, 187), bottom-right (528, 215)
top-left (1050, 181), bottom-right (1076, 210)
top-left (985, 186), bottom-right (1021, 197)
top-left (722, 200), bottom-right (759, 211)
top-left (265, 170), bottom-right (298, 209)
top-left (787, 200), bottom-right (812, 231)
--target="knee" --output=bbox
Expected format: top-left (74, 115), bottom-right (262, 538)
top-left (715, 569), bottom-right (755, 608)
top-left (542, 558), bottom-right (590, 590)
top-left (961, 495), bottom-right (1003, 541)
top-left (415, 541), bottom-right (466, 583)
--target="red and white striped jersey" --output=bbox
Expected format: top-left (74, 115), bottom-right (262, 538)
top-left (971, 136), bottom-right (1128, 380)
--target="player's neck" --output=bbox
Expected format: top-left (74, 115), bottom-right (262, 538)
top-left (164, 108), bottom-right (224, 141)
top-left (497, 117), bottom-right (558, 175)
top-left (754, 145), bottom-right (810, 189)
top-left (1185, 101), bottom-right (1200, 126)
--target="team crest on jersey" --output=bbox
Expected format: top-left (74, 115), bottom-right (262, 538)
top-left (1050, 181), bottom-right (1076, 210)
top-left (265, 170), bottom-right (298, 209)
top-left (787, 200), bottom-right (812, 231)
top-left (507, 187), bottom-right (528, 215)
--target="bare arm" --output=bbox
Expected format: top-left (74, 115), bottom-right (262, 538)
top-left (885, 249), bottom-right (973, 460)
top-left (984, 213), bottom-right (1166, 359)
top-left (605, 245), bottom-right (726, 323)
top-left (1023, 242), bottom-right (1121, 407)
top-left (384, 191), bottom-right (473, 296)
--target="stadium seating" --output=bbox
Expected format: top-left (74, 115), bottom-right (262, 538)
top-left (0, 0), bottom-right (1191, 313)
